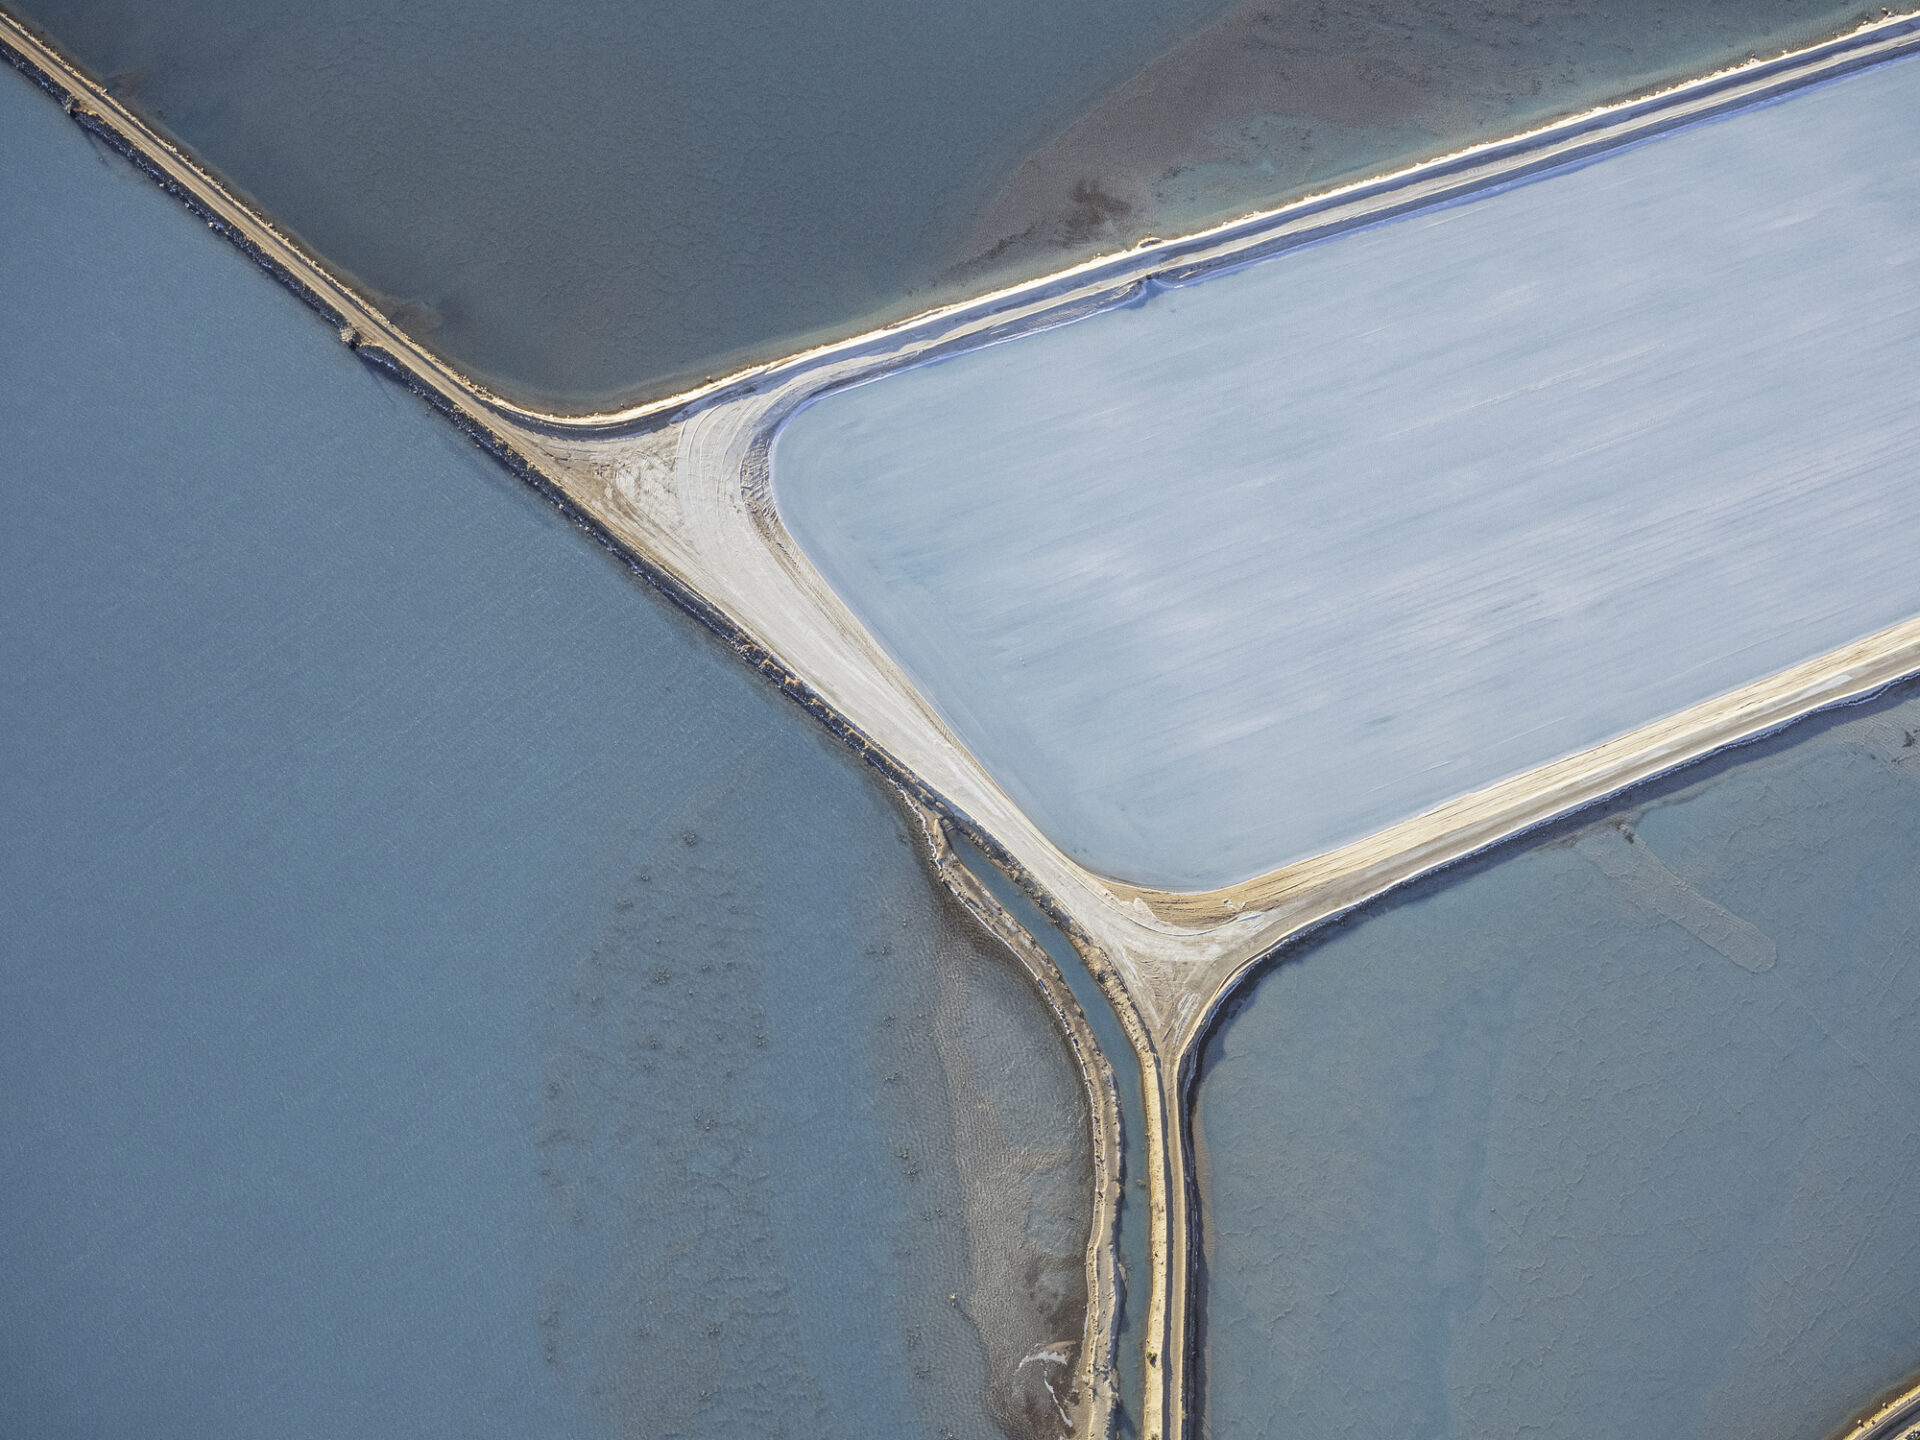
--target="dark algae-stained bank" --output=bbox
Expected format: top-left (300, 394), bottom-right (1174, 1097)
top-left (1190, 680), bottom-right (1920, 1440)
top-left (6, 0), bottom-right (1881, 411)
top-left (0, 58), bottom-right (1090, 1440)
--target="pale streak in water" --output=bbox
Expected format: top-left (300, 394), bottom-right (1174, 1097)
top-left (10, 14), bottom-right (1920, 1439)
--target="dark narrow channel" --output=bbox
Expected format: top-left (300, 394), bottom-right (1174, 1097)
top-left (952, 834), bottom-right (1154, 1439)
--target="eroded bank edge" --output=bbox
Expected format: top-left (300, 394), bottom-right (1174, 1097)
top-left (1837, 1374), bottom-right (1920, 1440)
top-left (930, 828), bottom-right (1189, 1440)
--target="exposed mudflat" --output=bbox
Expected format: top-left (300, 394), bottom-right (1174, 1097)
top-left (1193, 678), bottom-right (1920, 1439)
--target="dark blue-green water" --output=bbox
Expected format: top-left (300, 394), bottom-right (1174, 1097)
top-left (0, 59), bottom-right (1090, 1440)
top-left (1192, 681), bottom-right (1920, 1439)
top-left (8, 0), bottom-right (1873, 410)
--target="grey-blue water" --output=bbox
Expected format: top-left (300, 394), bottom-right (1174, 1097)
top-left (0, 59), bottom-right (1091, 1440)
top-left (952, 835), bottom-right (1152, 1439)
top-left (774, 50), bottom-right (1920, 892)
top-left (1191, 679), bottom-right (1920, 1439)
top-left (8, 0), bottom-right (1872, 410)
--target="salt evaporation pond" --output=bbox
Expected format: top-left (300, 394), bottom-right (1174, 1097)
top-left (0, 60), bottom-right (1090, 1440)
top-left (8, 0), bottom-right (1872, 409)
top-left (774, 49), bottom-right (1920, 892)
top-left (1191, 679), bottom-right (1920, 1439)
top-left (6, 0), bottom-right (1233, 408)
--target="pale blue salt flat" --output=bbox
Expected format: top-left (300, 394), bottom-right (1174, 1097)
top-left (774, 51), bottom-right (1920, 892)
top-left (10, 0), bottom-right (1869, 409)
top-left (0, 58), bottom-right (1088, 1440)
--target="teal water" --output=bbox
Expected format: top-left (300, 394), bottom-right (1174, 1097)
top-left (1191, 680), bottom-right (1920, 1439)
top-left (0, 59), bottom-right (1090, 1440)
top-left (8, 0), bottom-right (1872, 410)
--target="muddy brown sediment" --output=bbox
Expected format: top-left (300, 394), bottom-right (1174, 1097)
top-left (958, 0), bottom-right (1876, 273)
top-left (909, 800), bottom-right (1124, 1440)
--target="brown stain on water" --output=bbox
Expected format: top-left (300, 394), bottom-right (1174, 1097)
top-left (957, 0), bottom-right (1875, 272)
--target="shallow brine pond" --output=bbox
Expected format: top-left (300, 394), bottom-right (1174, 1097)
top-left (1192, 679), bottom-right (1920, 1439)
top-left (0, 58), bottom-right (1092, 1440)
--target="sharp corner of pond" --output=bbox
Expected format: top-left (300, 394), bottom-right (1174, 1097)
top-left (4, 0), bottom-right (1883, 410)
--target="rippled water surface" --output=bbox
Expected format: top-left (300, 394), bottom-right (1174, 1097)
top-left (7, 0), bottom-right (1875, 409)
top-left (1191, 681), bottom-right (1920, 1439)
top-left (0, 60), bottom-right (1090, 1440)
